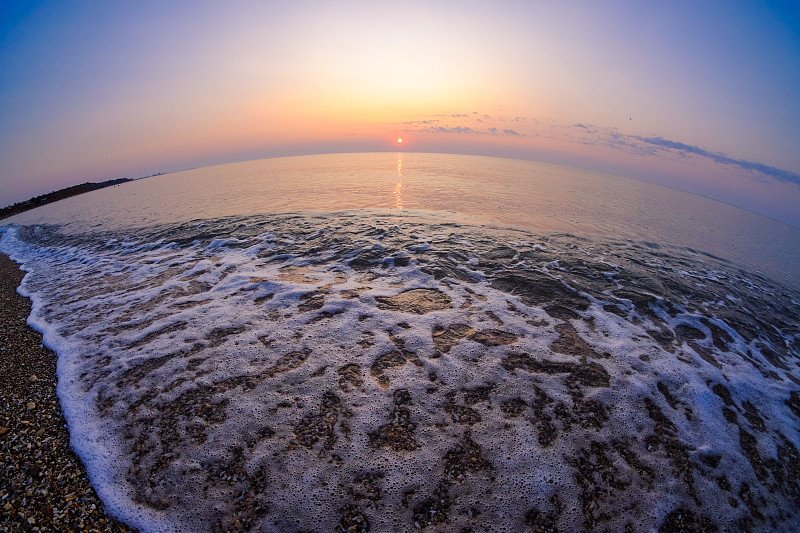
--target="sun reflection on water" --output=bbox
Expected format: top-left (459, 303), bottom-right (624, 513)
top-left (395, 154), bottom-right (403, 209)
top-left (393, 182), bottom-right (403, 209)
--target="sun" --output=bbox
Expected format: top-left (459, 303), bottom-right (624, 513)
top-left (397, 137), bottom-right (403, 144)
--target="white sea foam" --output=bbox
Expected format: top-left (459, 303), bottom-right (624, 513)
top-left (1, 211), bottom-right (799, 532)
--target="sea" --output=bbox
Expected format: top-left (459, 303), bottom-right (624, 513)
top-left (1, 152), bottom-right (798, 532)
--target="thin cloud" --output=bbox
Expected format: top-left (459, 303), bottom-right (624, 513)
top-left (410, 124), bottom-right (526, 137)
top-left (634, 136), bottom-right (800, 186)
top-left (403, 115), bottom-right (798, 188)
top-left (492, 119), bottom-right (800, 188)
top-left (434, 126), bottom-right (477, 134)
top-left (403, 119), bottom-right (439, 125)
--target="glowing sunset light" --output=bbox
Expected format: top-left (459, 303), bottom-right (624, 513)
top-left (0, 1), bottom-right (798, 227)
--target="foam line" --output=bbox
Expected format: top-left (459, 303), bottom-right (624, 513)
top-left (1, 212), bottom-right (798, 532)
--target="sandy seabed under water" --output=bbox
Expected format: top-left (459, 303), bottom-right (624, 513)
top-left (3, 211), bottom-right (799, 532)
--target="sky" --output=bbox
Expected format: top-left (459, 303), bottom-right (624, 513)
top-left (1, 0), bottom-right (799, 226)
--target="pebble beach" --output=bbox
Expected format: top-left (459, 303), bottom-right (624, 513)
top-left (0, 253), bottom-right (134, 533)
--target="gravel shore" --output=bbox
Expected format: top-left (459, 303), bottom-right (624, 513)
top-left (0, 253), bottom-right (135, 533)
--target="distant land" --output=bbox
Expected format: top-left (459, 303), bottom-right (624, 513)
top-left (0, 172), bottom-right (177, 221)
top-left (0, 178), bottom-right (133, 220)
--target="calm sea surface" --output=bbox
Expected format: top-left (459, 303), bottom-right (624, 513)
top-left (7, 153), bottom-right (799, 287)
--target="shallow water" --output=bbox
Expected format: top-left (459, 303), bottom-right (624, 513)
top-left (1, 154), bottom-right (799, 532)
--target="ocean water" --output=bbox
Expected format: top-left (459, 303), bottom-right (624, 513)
top-left (1, 153), bottom-right (799, 531)
top-left (7, 153), bottom-right (800, 287)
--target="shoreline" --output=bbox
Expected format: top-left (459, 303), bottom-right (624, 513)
top-left (0, 253), bottom-right (134, 532)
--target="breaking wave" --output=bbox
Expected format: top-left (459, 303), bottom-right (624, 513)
top-left (1, 210), bottom-right (799, 532)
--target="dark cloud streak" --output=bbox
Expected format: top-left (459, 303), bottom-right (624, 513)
top-left (402, 114), bottom-right (797, 188)
top-left (634, 136), bottom-right (800, 186)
